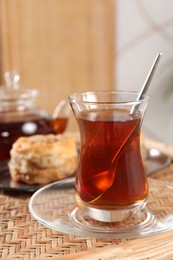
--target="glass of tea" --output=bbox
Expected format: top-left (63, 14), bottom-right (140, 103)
top-left (69, 91), bottom-right (150, 222)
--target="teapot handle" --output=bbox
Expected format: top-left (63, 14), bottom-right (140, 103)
top-left (52, 99), bottom-right (70, 119)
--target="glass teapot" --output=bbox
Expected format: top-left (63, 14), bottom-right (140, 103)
top-left (0, 71), bottom-right (70, 162)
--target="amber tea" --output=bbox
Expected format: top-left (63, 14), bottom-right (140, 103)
top-left (75, 109), bottom-right (148, 206)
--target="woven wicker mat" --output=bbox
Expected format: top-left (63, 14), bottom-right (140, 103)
top-left (0, 164), bottom-right (173, 260)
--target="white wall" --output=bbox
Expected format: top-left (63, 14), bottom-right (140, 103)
top-left (116, 0), bottom-right (173, 144)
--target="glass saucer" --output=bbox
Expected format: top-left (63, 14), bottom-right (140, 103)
top-left (29, 177), bottom-right (173, 238)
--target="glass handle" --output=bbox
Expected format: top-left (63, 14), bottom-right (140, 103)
top-left (52, 99), bottom-right (71, 119)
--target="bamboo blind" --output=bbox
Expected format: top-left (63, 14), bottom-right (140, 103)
top-left (0, 0), bottom-right (115, 130)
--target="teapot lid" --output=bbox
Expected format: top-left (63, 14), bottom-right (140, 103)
top-left (0, 71), bottom-right (38, 101)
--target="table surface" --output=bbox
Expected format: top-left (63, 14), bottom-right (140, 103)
top-left (1, 140), bottom-right (173, 260)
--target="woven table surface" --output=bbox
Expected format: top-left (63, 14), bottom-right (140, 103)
top-left (1, 141), bottom-right (173, 260)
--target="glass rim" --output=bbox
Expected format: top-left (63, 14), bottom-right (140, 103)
top-left (68, 90), bottom-right (150, 105)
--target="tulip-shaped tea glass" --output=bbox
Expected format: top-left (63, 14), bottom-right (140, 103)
top-left (69, 91), bottom-right (150, 222)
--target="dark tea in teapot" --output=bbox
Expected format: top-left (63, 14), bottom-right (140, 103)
top-left (0, 71), bottom-right (69, 162)
top-left (0, 116), bottom-right (68, 162)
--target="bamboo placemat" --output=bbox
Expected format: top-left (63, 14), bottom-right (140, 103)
top-left (0, 156), bottom-right (173, 259)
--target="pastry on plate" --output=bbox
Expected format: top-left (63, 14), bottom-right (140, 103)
top-left (9, 134), bottom-right (78, 185)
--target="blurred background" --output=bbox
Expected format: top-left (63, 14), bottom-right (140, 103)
top-left (116, 0), bottom-right (173, 145)
top-left (0, 0), bottom-right (173, 143)
top-left (0, 0), bottom-right (115, 131)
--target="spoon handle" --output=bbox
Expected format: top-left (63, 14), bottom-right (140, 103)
top-left (137, 52), bottom-right (162, 101)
